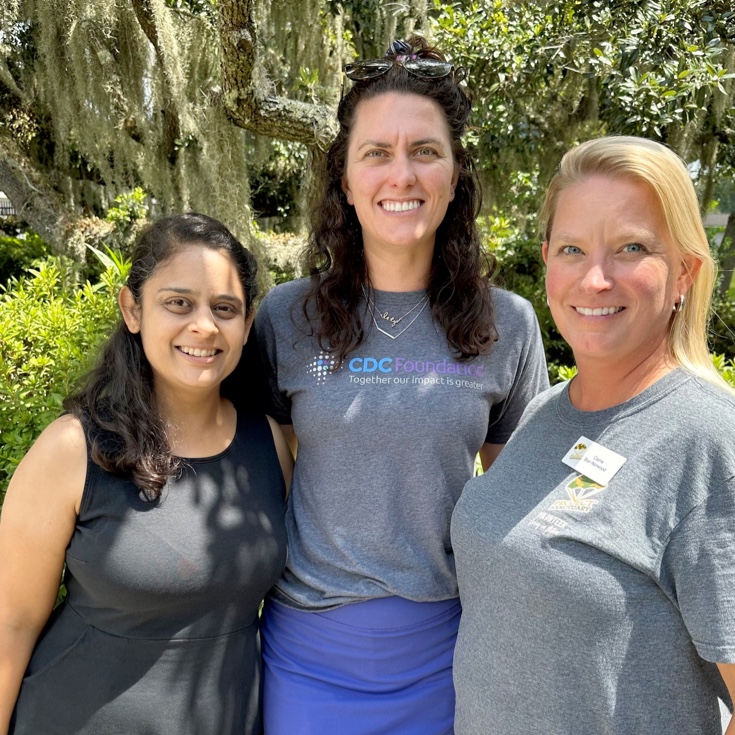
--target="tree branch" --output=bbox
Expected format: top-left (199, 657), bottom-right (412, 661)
top-left (0, 57), bottom-right (28, 105)
top-left (130, 0), bottom-right (183, 165)
top-left (0, 134), bottom-right (112, 261)
top-left (218, 0), bottom-right (337, 148)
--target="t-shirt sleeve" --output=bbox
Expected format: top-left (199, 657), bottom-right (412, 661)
top-left (253, 293), bottom-right (293, 425)
top-left (659, 477), bottom-right (735, 664)
top-left (485, 301), bottom-right (550, 444)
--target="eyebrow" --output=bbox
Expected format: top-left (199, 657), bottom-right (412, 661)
top-left (356, 137), bottom-right (447, 152)
top-left (157, 287), bottom-right (244, 307)
top-left (550, 228), bottom-right (656, 243)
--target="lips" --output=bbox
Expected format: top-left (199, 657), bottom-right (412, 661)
top-left (574, 306), bottom-right (625, 316)
top-left (177, 346), bottom-right (220, 357)
top-left (380, 199), bottom-right (422, 212)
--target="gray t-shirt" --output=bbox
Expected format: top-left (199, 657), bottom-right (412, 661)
top-left (452, 369), bottom-right (735, 735)
top-left (255, 279), bottom-right (549, 610)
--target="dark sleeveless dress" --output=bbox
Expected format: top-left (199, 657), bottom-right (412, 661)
top-left (10, 411), bottom-right (287, 735)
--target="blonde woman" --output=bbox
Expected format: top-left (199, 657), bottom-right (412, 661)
top-left (452, 136), bottom-right (735, 735)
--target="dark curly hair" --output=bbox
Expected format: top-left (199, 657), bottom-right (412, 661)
top-left (303, 35), bottom-right (497, 364)
top-left (64, 213), bottom-right (258, 500)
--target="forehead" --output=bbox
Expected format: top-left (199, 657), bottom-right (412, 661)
top-left (348, 92), bottom-right (451, 144)
top-left (148, 245), bottom-right (243, 289)
top-left (552, 175), bottom-right (669, 236)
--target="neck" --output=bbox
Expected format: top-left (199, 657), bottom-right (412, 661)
top-left (570, 346), bottom-right (677, 411)
top-left (155, 388), bottom-right (232, 457)
top-left (364, 246), bottom-right (432, 292)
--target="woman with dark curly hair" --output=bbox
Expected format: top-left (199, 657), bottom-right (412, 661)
top-left (0, 214), bottom-right (292, 735)
top-left (254, 36), bottom-right (548, 734)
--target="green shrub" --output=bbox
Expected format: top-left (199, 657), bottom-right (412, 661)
top-left (712, 354), bottom-right (735, 387)
top-left (710, 297), bottom-right (735, 361)
top-left (553, 356), bottom-right (735, 387)
top-left (0, 232), bottom-right (52, 286)
top-left (0, 254), bottom-right (128, 502)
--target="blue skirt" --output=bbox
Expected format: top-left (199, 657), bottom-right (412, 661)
top-left (261, 596), bottom-right (461, 735)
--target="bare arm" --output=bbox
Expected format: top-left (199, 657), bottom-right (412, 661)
top-left (718, 663), bottom-right (735, 735)
top-left (0, 416), bottom-right (85, 734)
top-left (279, 424), bottom-right (297, 457)
top-left (479, 443), bottom-right (504, 473)
top-left (266, 416), bottom-right (294, 497)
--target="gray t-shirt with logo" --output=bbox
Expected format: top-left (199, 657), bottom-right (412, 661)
top-left (255, 278), bottom-right (549, 610)
top-left (452, 369), bottom-right (735, 734)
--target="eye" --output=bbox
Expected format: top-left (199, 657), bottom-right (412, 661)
top-left (560, 245), bottom-right (583, 255)
top-left (415, 147), bottom-right (438, 157)
top-left (622, 242), bottom-right (645, 253)
top-left (365, 149), bottom-right (388, 158)
top-left (164, 297), bottom-right (191, 312)
top-left (213, 303), bottom-right (240, 318)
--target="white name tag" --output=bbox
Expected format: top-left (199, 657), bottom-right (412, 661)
top-left (562, 436), bottom-right (626, 487)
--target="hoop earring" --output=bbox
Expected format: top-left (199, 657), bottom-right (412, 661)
top-left (673, 294), bottom-right (685, 313)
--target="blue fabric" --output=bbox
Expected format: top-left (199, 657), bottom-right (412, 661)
top-left (262, 597), bottom-right (460, 734)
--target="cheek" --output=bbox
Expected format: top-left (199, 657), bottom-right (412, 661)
top-left (432, 167), bottom-right (455, 196)
top-left (137, 333), bottom-right (161, 370)
top-left (630, 264), bottom-right (673, 303)
top-left (544, 264), bottom-right (566, 301)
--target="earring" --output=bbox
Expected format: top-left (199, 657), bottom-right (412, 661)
top-left (672, 294), bottom-right (686, 313)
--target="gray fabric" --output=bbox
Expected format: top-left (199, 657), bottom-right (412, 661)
top-left (11, 412), bottom-right (287, 735)
top-left (452, 369), bottom-right (735, 735)
top-left (255, 279), bottom-right (548, 610)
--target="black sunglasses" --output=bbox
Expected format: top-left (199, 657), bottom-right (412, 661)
top-left (344, 57), bottom-right (454, 81)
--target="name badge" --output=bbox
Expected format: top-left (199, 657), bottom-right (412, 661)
top-left (562, 436), bottom-right (626, 487)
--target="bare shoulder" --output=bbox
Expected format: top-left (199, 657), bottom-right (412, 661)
top-left (34, 413), bottom-right (86, 450)
top-left (22, 414), bottom-right (87, 483)
top-left (5, 414), bottom-right (87, 517)
top-left (0, 415), bottom-right (87, 641)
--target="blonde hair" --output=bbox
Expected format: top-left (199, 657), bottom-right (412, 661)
top-left (539, 135), bottom-right (732, 394)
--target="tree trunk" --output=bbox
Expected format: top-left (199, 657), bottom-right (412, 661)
top-left (718, 211), bottom-right (735, 299)
top-left (0, 136), bottom-right (111, 261)
top-left (218, 0), bottom-right (338, 147)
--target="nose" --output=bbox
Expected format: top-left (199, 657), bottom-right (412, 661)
top-left (579, 260), bottom-right (613, 292)
top-left (388, 153), bottom-right (417, 189)
top-left (188, 307), bottom-right (219, 336)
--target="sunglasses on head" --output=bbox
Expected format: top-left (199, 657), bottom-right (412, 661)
top-left (344, 57), bottom-right (454, 82)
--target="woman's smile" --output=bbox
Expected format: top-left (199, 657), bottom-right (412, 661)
top-left (176, 345), bottom-right (222, 359)
top-left (543, 175), bottom-right (694, 372)
top-left (342, 92), bottom-right (458, 260)
top-left (379, 199), bottom-right (423, 212)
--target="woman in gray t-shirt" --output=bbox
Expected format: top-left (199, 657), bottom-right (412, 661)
top-left (453, 136), bottom-right (735, 735)
top-left (254, 34), bottom-right (549, 735)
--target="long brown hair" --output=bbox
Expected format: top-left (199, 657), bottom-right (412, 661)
top-left (64, 213), bottom-right (259, 499)
top-left (303, 35), bottom-right (497, 364)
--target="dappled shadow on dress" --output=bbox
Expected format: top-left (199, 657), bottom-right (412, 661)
top-left (10, 411), bottom-right (287, 735)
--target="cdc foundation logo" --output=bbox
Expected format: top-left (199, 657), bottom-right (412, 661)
top-left (307, 352), bottom-right (340, 384)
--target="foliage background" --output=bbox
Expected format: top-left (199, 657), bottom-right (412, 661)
top-left (0, 254), bottom-right (128, 500)
top-left (0, 0), bottom-right (734, 502)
